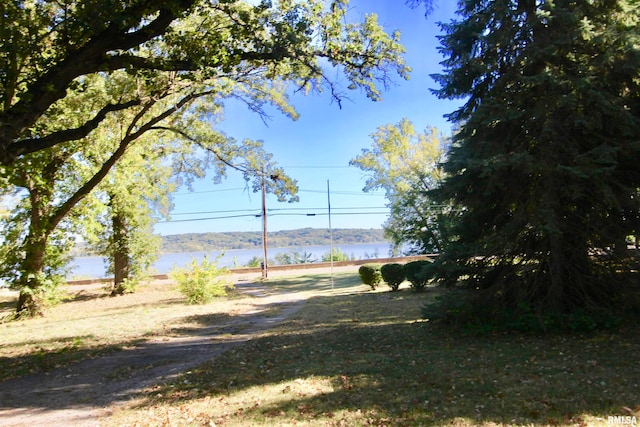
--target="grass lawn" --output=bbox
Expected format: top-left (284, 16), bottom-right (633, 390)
top-left (0, 278), bottom-right (259, 381)
top-left (107, 273), bottom-right (639, 427)
top-left (2, 271), bottom-right (639, 426)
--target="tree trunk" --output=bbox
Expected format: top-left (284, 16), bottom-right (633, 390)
top-left (16, 285), bottom-right (45, 317)
top-left (15, 243), bottom-right (47, 317)
top-left (613, 235), bottom-right (629, 260)
top-left (546, 231), bottom-right (566, 314)
top-left (112, 252), bottom-right (131, 295)
top-left (111, 209), bottom-right (130, 296)
top-left (15, 180), bottom-right (53, 317)
top-left (541, 175), bottom-right (573, 314)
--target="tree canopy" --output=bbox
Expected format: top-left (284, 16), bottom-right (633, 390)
top-left (0, 0), bottom-right (409, 164)
top-left (350, 118), bottom-right (452, 254)
top-left (430, 0), bottom-right (640, 329)
top-left (0, 0), bottom-right (411, 316)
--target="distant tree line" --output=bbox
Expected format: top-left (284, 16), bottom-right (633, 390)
top-left (159, 228), bottom-right (386, 254)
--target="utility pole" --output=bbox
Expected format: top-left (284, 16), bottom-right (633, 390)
top-left (261, 165), bottom-right (268, 280)
top-left (328, 179), bottom-right (334, 289)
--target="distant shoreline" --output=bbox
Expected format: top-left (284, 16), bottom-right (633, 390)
top-left (70, 240), bottom-right (391, 258)
top-left (67, 254), bottom-right (434, 285)
top-left (67, 241), bottom-right (396, 279)
top-left (71, 228), bottom-right (387, 257)
top-left (160, 228), bottom-right (386, 253)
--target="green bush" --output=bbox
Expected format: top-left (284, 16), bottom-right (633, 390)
top-left (244, 256), bottom-right (262, 267)
top-left (403, 260), bottom-right (435, 292)
top-left (380, 263), bottom-right (405, 291)
top-left (321, 248), bottom-right (352, 262)
top-left (170, 256), bottom-right (232, 304)
top-left (358, 264), bottom-right (383, 290)
top-left (274, 250), bottom-right (316, 265)
top-left (16, 272), bottom-right (67, 317)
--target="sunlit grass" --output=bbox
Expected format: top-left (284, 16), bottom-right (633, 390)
top-left (2, 271), bottom-right (639, 426)
top-left (107, 276), bottom-right (640, 426)
top-left (0, 279), bottom-right (258, 381)
top-left (0, 271), bottom-right (369, 382)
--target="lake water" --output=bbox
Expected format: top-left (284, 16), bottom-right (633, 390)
top-left (67, 242), bottom-right (393, 279)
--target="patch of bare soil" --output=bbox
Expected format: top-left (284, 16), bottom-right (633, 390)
top-left (0, 276), bottom-right (314, 427)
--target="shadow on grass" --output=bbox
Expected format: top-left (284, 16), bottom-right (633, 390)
top-left (0, 337), bottom-right (143, 382)
top-left (263, 272), bottom-right (364, 294)
top-left (0, 306), bottom-right (267, 385)
top-left (0, 297), bottom-right (16, 312)
top-left (0, 294), bottom-right (308, 413)
top-left (3, 272), bottom-right (638, 426)
top-left (0, 285), bottom-right (264, 383)
top-left (62, 288), bottom-right (111, 302)
top-left (129, 289), bottom-right (640, 426)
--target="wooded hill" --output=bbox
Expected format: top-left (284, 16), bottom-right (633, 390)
top-left (160, 228), bottom-right (386, 253)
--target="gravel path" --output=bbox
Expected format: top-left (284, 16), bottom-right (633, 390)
top-left (0, 268), bottom-right (344, 427)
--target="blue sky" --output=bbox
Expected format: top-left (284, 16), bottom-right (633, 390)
top-left (154, 0), bottom-right (460, 236)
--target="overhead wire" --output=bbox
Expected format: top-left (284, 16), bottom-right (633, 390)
top-left (298, 188), bottom-right (384, 196)
top-left (157, 209), bottom-right (391, 224)
top-left (169, 205), bottom-right (387, 216)
top-left (158, 206), bottom-right (460, 224)
top-left (164, 181), bottom-right (449, 224)
top-left (173, 187), bottom-right (246, 196)
top-left (158, 213), bottom-right (260, 223)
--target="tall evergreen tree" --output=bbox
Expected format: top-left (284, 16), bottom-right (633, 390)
top-left (431, 0), bottom-right (640, 326)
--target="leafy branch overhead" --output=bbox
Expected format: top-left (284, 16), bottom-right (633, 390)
top-left (0, 0), bottom-right (409, 317)
top-left (0, 0), bottom-right (410, 163)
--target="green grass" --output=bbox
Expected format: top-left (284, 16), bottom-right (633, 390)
top-left (0, 279), bottom-right (255, 382)
top-left (2, 272), bottom-right (639, 425)
top-left (107, 274), bottom-right (640, 426)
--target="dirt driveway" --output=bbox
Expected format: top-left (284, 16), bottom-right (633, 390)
top-left (0, 266), bottom-right (357, 427)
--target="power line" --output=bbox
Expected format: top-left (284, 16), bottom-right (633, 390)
top-left (298, 188), bottom-right (384, 196)
top-left (157, 213), bottom-right (259, 223)
top-left (157, 210), bottom-right (390, 224)
top-left (282, 166), bottom-right (351, 169)
top-left (267, 206), bottom-right (385, 212)
top-left (170, 206), bottom-right (386, 216)
top-left (172, 187), bottom-right (381, 197)
top-left (172, 187), bottom-right (382, 199)
top-left (270, 212), bottom-right (388, 217)
top-left (171, 208), bottom-right (260, 216)
top-left (173, 187), bottom-right (384, 196)
top-left (173, 187), bottom-right (246, 196)
top-left (158, 205), bottom-right (462, 224)
top-left (166, 204), bottom-right (459, 219)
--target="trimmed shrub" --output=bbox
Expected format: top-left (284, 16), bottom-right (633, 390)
top-left (171, 256), bottom-right (232, 304)
top-left (358, 264), bottom-right (383, 290)
top-left (380, 263), bottom-right (405, 291)
top-left (403, 260), bottom-right (435, 292)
